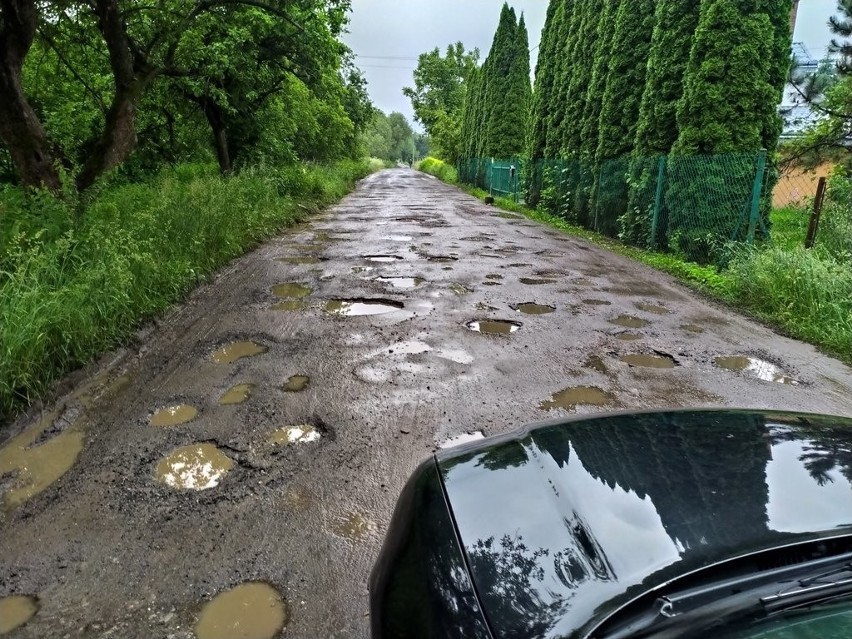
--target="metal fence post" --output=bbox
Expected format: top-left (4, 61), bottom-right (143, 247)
top-left (747, 149), bottom-right (768, 244)
top-left (805, 176), bottom-right (828, 249)
top-left (650, 156), bottom-right (667, 250)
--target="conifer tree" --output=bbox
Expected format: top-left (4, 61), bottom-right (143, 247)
top-left (545, 0), bottom-right (581, 158)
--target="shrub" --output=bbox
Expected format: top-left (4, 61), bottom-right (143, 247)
top-left (418, 157), bottom-right (459, 183)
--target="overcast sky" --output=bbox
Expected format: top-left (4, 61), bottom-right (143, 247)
top-left (343, 0), bottom-right (840, 128)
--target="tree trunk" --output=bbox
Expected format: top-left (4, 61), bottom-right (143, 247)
top-left (202, 99), bottom-right (232, 175)
top-left (0, 0), bottom-right (62, 190)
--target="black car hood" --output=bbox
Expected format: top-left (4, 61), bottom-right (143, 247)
top-left (436, 410), bottom-right (852, 639)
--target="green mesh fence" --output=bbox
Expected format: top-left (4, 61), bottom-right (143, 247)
top-left (461, 151), bottom-right (775, 266)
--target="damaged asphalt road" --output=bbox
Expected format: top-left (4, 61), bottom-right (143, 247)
top-left (3, 168), bottom-right (852, 638)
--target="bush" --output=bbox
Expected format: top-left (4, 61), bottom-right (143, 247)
top-left (0, 160), bottom-right (372, 421)
top-left (418, 157), bottom-right (458, 183)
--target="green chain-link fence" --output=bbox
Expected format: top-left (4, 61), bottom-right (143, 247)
top-left (458, 157), bottom-right (526, 202)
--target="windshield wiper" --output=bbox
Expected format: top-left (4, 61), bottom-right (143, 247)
top-left (761, 563), bottom-right (852, 614)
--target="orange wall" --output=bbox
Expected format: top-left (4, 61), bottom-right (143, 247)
top-left (773, 163), bottom-right (833, 208)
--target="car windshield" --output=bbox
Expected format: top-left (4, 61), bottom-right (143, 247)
top-left (710, 600), bottom-right (852, 639)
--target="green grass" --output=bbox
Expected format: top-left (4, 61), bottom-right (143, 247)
top-left (421, 167), bottom-right (852, 364)
top-left (0, 159), bottom-right (374, 422)
top-left (417, 157), bottom-right (459, 183)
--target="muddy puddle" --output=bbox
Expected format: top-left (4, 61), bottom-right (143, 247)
top-left (482, 281), bottom-right (502, 287)
top-left (635, 302), bottom-right (670, 315)
top-left (219, 384), bottom-right (253, 405)
top-left (326, 299), bottom-right (404, 316)
top-left (609, 315), bottom-right (650, 329)
top-left (614, 332), bottom-right (642, 341)
top-left (376, 276), bottom-right (423, 289)
top-left (620, 353), bottom-right (678, 369)
top-left (486, 274), bottom-right (504, 280)
top-left (424, 254), bottom-right (458, 263)
top-left (585, 355), bottom-right (609, 374)
top-left (271, 300), bottom-right (307, 312)
top-left (155, 443), bottom-right (233, 490)
top-left (440, 431), bottom-right (485, 449)
top-left (211, 341), bottom-right (268, 364)
top-left (269, 425), bottom-right (321, 445)
top-left (332, 511), bottom-right (376, 542)
top-left (714, 356), bottom-right (798, 384)
top-left (276, 256), bottom-right (325, 265)
top-left (519, 277), bottom-right (556, 286)
top-left (450, 283), bottom-right (471, 296)
top-left (283, 375), bottom-right (310, 392)
top-left (0, 410), bottom-right (85, 508)
top-left (466, 320), bottom-right (522, 335)
top-left (364, 255), bottom-right (403, 263)
top-left (0, 595), bottom-right (39, 633)
top-left (513, 303), bottom-right (555, 315)
top-left (195, 582), bottom-right (288, 639)
top-left (381, 235), bottom-right (413, 242)
top-left (508, 263), bottom-right (532, 268)
top-left (272, 283), bottom-right (312, 298)
top-left (150, 404), bottom-right (198, 427)
top-left (682, 324), bottom-right (705, 334)
top-left (540, 386), bottom-right (615, 411)
top-left (583, 299), bottom-right (611, 306)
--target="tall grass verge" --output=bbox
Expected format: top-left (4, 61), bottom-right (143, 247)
top-left (0, 160), bottom-right (373, 422)
top-left (417, 157), bottom-right (458, 183)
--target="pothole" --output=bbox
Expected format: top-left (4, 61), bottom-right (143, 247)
top-left (325, 299), bottom-right (405, 316)
top-left (465, 320), bottom-right (522, 335)
top-left (609, 315), bottom-right (650, 329)
top-left (442, 266), bottom-right (454, 271)
top-left (508, 263), bottom-right (532, 268)
top-left (150, 404), bottom-right (198, 427)
top-left (439, 431), bottom-right (485, 449)
top-left (195, 582), bottom-right (288, 639)
top-left (682, 324), bottom-right (705, 334)
top-left (272, 283), bottom-right (312, 298)
top-left (614, 332), bottom-right (642, 341)
top-left (276, 256), bottom-right (325, 265)
top-left (585, 355), bottom-right (608, 374)
top-left (486, 274), bottom-right (504, 280)
top-left (482, 281), bottom-right (502, 287)
top-left (364, 255), bottom-right (404, 263)
top-left (0, 411), bottom-right (85, 509)
top-left (520, 277), bottom-right (556, 286)
top-left (331, 511), bottom-right (376, 541)
top-left (387, 340), bottom-right (432, 355)
top-left (269, 425), bottom-right (321, 445)
top-left (540, 386), bottom-right (615, 411)
top-left (155, 443), bottom-right (233, 490)
top-left (376, 276), bottom-right (423, 289)
top-left (211, 341), bottom-right (268, 364)
top-left (450, 283), bottom-right (471, 296)
top-left (0, 595), bottom-right (39, 634)
top-left (583, 299), bottom-right (611, 306)
top-left (219, 384), bottom-right (253, 405)
top-left (270, 300), bottom-right (307, 312)
top-left (381, 235), bottom-right (413, 242)
top-left (425, 255), bottom-right (458, 263)
top-left (714, 356), bottom-right (798, 384)
top-left (283, 375), bottom-right (310, 393)
top-left (620, 353), bottom-right (679, 369)
top-left (635, 302), bottom-right (670, 315)
top-left (512, 303), bottom-right (555, 315)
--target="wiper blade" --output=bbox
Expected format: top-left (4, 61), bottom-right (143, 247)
top-left (761, 564), bottom-right (852, 614)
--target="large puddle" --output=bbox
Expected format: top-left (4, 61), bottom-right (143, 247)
top-left (283, 375), bottom-right (310, 392)
top-left (219, 384), bottom-right (253, 405)
top-left (0, 410), bottom-right (85, 508)
top-left (714, 356), bottom-right (798, 384)
top-left (609, 315), bottom-right (650, 329)
top-left (513, 303), bottom-right (555, 315)
top-left (540, 386), bottom-right (615, 411)
top-left (439, 431), bottom-right (485, 449)
top-left (195, 582), bottom-right (288, 639)
top-left (465, 320), bottom-right (522, 335)
top-left (150, 404), bottom-right (198, 427)
top-left (620, 353), bottom-right (678, 369)
top-left (325, 299), bottom-right (404, 316)
top-left (0, 595), bottom-right (39, 633)
top-left (376, 276), bottom-right (423, 289)
top-left (272, 283), bottom-right (312, 298)
top-left (269, 425), bottom-right (321, 445)
top-left (155, 443), bottom-right (233, 490)
top-left (211, 341), bottom-right (268, 364)
top-left (332, 511), bottom-right (376, 542)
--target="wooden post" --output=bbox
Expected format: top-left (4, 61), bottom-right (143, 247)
top-left (805, 176), bottom-right (828, 249)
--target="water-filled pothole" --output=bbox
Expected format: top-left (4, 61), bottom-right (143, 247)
top-left (325, 299), bottom-right (405, 316)
top-left (364, 255), bottom-right (404, 263)
top-left (155, 443), bottom-right (233, 490)
top-left (609, 315), bottom-right (650, 329)
top-left (271, 300), bottom-right (307, 312)
top-left (486, 274), bottom-right (503, 280)
top-left (425, 255), bottom-right (458, 263)
top-left (195, 582), bottom-right (288, 639)
top-left (508, 263), bottom-right (532, 268)
top-left (615, 332), bottom-right (642, 341)
top-left (540, 386), bottom-right (614, 411)
top-left (465, 320), bottom-right (522, 335)
top-left (482, 281), bottom-right (502, 287)
top-left (0, 595), bottom-right (38, 634)
top-left (272, 283), bottom-right (312, 298)
top-left (269, 425), bottom-right (321, 445)
top-left (714, 356), bottom-right (798, 384)
top-left (635, 302), bottom-right (670, 315)
top-left (283, 375), bottom-right (310, 392)
top-left (583, 299), bottom-right (611, 306)
top-left (440, 431), bottom-right (486, 449)
top-left (332, 511), bottom-right (376, 541)
top-left (519, 277), bottom-right (556, 286)
top-left (211, 341), bottom-right (268, 364)
top-left (682, 324), bottom-right (705, 334)
top-left (620, 353), bottom-right (679, 369)
top-left (150, 404), bottom-right (198, 427)
top-left (0, 411), bottom-right (85, 508)
top-left (585, 355), bottom-right (608, 374)
top-left (513, 303), bottom-right (555, 315)
top-left (450, 283), bottom-right (471, 296)
top-left (219, 384), bottom-right (253, 405)
top-left (381, 235), bottom-right (413, 242)
top-left (376, 276), bottom-right (423, 289)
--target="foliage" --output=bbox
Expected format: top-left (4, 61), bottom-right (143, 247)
top-left (403, 43), bottom-right (479, 163)
top-left (362, 109), bottom-right (418, 164)
top-left (417, 157), bottom-right (458, 183)
top-left (0, 160), bottom-right (374, 421)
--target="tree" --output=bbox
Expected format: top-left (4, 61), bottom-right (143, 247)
top-left (403, 43), bottom-right (478, 163)
top-left (480, 3), bottom-right (521, 158)
top-left (545, 0), bottom-right (580, 158)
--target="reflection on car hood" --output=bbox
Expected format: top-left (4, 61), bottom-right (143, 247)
top-left (436, 410), bottom-right (852, 639)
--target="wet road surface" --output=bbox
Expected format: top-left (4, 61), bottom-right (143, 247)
top-left (3, 168), bottom-right (852, 637)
